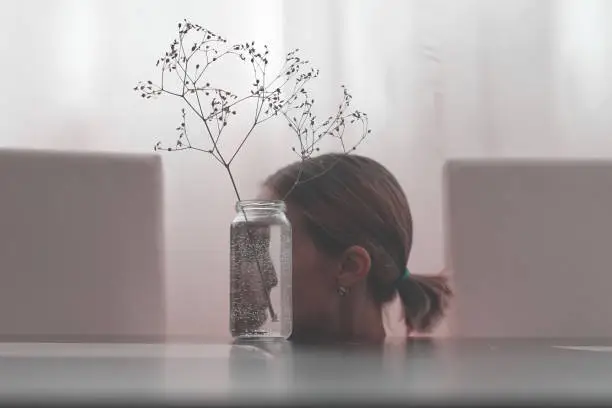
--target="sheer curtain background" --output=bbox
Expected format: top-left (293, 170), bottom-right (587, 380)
top-left (2, 0), bottom-right (611, 339)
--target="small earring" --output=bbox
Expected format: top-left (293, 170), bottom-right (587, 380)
top-left (337, 286), bottom-right (348, 297)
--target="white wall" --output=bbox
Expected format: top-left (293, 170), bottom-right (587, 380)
top-left (3, 0), bottom-right (612, 340)
top-left (1, 0), bottom-right (287, 341)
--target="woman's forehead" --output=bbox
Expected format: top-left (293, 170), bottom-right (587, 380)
top-left (255, 186), bottom-right (303, 225)
top-left (255, 186), bottom-right (277, 200)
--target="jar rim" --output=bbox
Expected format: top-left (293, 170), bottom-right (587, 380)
top-left (235, 199), bottom-right (286, 211)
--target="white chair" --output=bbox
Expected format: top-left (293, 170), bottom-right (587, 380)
top-left (444, 159), bottom-right (612, 338)
top-left (0, 149), bottom-right (166, 342)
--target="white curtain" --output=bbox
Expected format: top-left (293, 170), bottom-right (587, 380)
top-left (2, 0), bottom-right (612, 339)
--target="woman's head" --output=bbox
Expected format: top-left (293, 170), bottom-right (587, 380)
top-left (261, 153), bottom-right (452, 343)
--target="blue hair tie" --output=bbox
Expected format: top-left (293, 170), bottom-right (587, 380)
top-left (396, 267), bottom-right (410, 285)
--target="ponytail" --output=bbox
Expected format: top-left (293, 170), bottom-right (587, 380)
top-left (396, 273), bottom-right (452, 333)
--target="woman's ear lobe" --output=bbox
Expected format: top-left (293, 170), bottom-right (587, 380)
top-left (337, 245), bottom-right (371, 289)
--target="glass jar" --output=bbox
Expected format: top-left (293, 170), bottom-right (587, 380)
top-left (230, 200), bottom-right (292, 339)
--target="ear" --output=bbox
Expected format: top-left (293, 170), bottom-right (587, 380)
top-left (336, 245), bottom-right (371, 289)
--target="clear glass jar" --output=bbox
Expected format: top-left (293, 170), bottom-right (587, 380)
top-left (230, 200), bottom-right (292, 339)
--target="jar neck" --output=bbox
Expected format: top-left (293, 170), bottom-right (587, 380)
top-left (235, 200), bottom-right (286, 215)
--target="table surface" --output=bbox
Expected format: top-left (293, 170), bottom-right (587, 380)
top-left (1, 338), bottom-right (612, 406)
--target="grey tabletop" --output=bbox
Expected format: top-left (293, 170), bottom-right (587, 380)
top-left (1, 338), bottom-right (612, 406)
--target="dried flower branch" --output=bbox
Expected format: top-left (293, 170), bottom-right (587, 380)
top-left (136, 19), bottom-right (371, 329)
top-left (135, 19), bottom-right (371, 201)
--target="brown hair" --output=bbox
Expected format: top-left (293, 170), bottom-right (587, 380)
top-left (264, 153), bottom-right (452, 333)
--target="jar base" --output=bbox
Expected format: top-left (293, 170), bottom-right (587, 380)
top-left (232, 330), bottom-right (289, 340)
